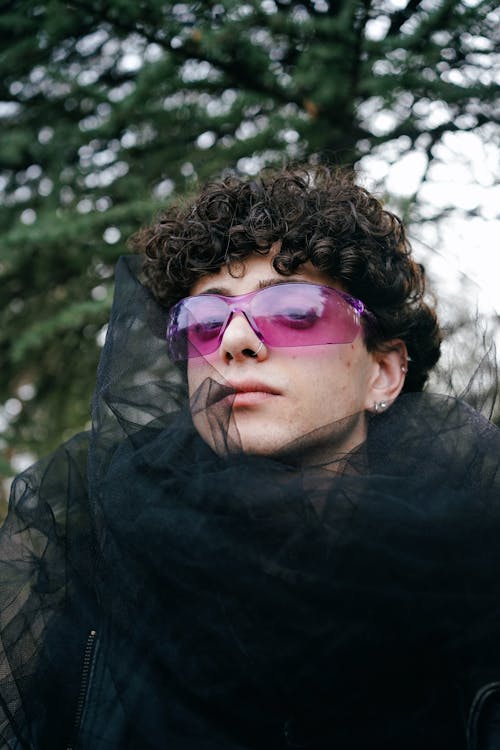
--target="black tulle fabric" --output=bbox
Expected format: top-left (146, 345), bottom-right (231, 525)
top-left (1, 256), bottom-right (499, 749)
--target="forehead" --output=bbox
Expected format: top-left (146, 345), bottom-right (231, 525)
top-left (190, 253), bottom-right (341, 297)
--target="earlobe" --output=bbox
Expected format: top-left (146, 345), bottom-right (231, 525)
top-left (366, 341), bottom-right (408, 413)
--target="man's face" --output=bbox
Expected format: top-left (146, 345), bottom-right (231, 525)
top-left (187, 253), bottom-right (382, 463)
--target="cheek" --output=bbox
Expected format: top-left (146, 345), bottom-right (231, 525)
top-left (288, 346), bottom-right (353, 375)
top-left (187, 357), bottom-right (213, 395)
top-left (287, 346), bottom-right (371, 408)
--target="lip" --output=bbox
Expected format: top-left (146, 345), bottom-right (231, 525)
top-left (228, 380), bottom-right (280, 395)
top-left (227, 381), bottom-right (281, 408)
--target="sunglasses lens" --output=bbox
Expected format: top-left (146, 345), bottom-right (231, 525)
top-left (168, 297), bottom-right (226, 360)
top-left (252, 285), bottom-right (360, 347)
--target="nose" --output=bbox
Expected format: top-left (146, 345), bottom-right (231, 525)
top-left (219, 312), bottom-right (267, 362)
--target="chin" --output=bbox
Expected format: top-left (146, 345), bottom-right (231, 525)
top-left (233, 416), bottom-right (292, 457)
top-left (239, 438), bottom-right (286, 457)
top-left (238, 412), bottom-right (368, 464)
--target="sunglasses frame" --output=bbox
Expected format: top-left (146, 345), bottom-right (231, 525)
top-left (166, 282), bottom-right (374, 361)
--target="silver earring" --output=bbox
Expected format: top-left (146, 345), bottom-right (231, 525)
top-left (374, 401), bottom-right (388, 413)
top-left (401, 364), bottom-right (407, 373)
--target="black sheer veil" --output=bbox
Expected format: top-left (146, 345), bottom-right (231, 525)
top-left (1, 256), bottom-right (499, 749)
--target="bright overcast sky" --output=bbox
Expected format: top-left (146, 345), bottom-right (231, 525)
top-left (360, 129), bottom-right (499, 316)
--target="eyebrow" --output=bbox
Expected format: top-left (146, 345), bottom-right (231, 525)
top-left (199, 278), bottom-right (303, 296)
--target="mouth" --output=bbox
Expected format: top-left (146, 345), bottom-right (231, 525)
top-left (228, 381), bottom-right (281, 408)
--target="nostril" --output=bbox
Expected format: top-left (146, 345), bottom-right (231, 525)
top-left (219, 314), bottom-right (263, 360)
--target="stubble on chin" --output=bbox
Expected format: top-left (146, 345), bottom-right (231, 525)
top-left (225, 409), bottom-right (368, 469)
top-left (257, 410), bottom-right (368, 467)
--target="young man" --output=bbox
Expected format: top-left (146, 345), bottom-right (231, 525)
top-left (0, 166), bottom-right (499, 749)
top-left (138, 166), bottom-right (440, 460)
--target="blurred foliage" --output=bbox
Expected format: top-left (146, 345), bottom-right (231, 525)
top-left (1, 0), bottom-right (499, 507)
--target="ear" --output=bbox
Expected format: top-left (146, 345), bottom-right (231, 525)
top-left (365, 340), bottom-right (408, 413)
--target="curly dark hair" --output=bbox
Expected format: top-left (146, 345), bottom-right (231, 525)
top-left (133, 166), bottom-right (442, 391)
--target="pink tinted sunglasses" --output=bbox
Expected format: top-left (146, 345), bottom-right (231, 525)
top-left (166, 282), bottom-right (374, 361)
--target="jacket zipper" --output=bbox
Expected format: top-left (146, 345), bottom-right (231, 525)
top-left (66, 629), bottom-right (99, 750)
top-left (467, 681), bottom-right (500, 750)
